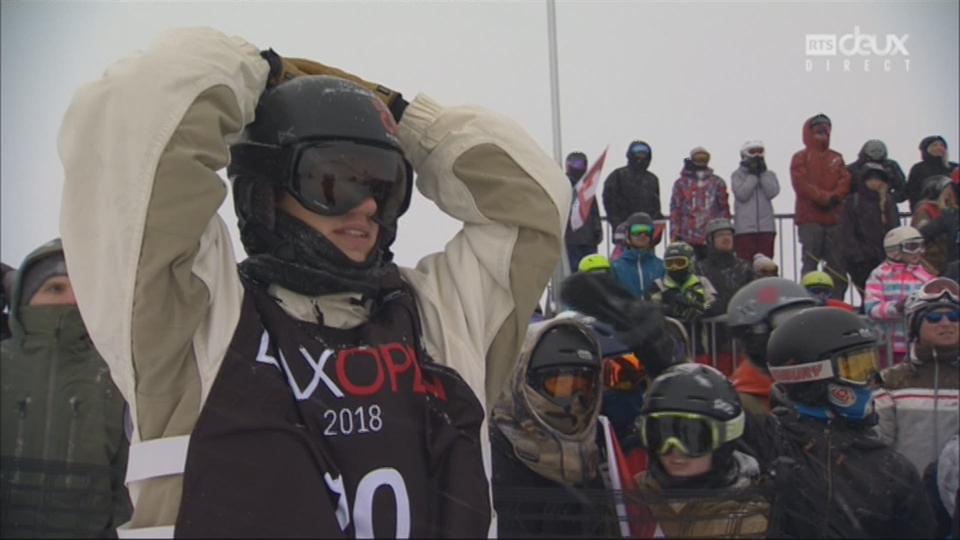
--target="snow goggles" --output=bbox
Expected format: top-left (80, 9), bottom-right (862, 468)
top-left (629, 224), bottom-right (654, 237)
top-left (529, 366), bottom-right (598, 401)
top-left (746, 147), bottom-right (765, 156)
top-left (923, 310), bottom-right (959, 324)
top-left (567, 158), bottom-right (587, 169)
top-left (768, 346), bottom-right (879, 387)
top-left (281, 140), bottom-right (407, 221)
top-left (629, 144), bottom-right (650, 156)
top-left (916, 277), bottom-right (959, 304)
top-left (638, 411), bottom-right (745, 457)
top-left (888, 239), bottom-right (924, 255)
top-left (665, 257), bottom-right (690, 272)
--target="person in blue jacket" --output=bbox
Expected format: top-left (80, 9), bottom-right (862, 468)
top-left (611, 212), bottom-right (665, 299)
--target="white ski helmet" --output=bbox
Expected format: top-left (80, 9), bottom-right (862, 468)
top-left (740, 140), bottom-right (765, 159)
top-left (883, 226), bottom-right (924, 256)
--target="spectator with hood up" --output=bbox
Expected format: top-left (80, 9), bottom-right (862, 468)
top-left (731, 140), bottom-right (780, 262)
top-left (611, 212), bottom-right (665, 300)
top-left (669, 147), bottom-right (731, 261)
top-left (790, 113), bottom-right (851, 299)
top-left (847, 139), bottom-right (908, 203)
top-left (564, 151), bottom-right (603, 273)
top-left (603, 140), bottom-right (663, 233)
top-left (1, 239), bottom-right (132, 537)
top-left (839, 162), bottom-right (900, 294)
top-left (490, 317), bottom-right (614, 538)
top-left (906, 136), bottom-right (959, 211)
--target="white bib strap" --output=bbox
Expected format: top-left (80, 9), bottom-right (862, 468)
top-left (126, 435), bottom-right (191, 484)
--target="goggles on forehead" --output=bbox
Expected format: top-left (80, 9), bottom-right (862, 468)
top-left (629, 224), bottom-right (654, 237)
top-left (234, 140), bottom-right (409, 222)
top-left (924, 310), bottom-right (959, 324)
top-left (665, 257), bottom-right (690, 272)
top-left (917, 278), bottom-right (959, 303)
top-left (768, 346), bottom-right (879, 387)
top-left (529, 366), bottom-right (598, 402)
top-left (639, 411), bottom-right (745, 457)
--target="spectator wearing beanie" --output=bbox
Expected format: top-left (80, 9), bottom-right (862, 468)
top-left (790, 113), bottom-right (851, 299)
top-left (752, 254), bottom-right (778, 278)
top-left (669, 147), bottom-right (731, 261)
top-left (731, 140), bottom-right (780, 262)
top-left (906, 136), bottom-right (959, 211)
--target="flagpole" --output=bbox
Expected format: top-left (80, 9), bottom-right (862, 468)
top-left (545, 0), bottom-right (567, 317)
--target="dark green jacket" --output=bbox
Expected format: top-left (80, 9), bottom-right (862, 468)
top-left (1, 240), bottom-right (131, 538)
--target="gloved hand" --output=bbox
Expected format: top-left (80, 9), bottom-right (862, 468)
top-left (895, 296), bottom-right (907, 314)
top-left (561, 272), bottom-right (683, 378)
top-left (260, 49), bottom-right (408, 122)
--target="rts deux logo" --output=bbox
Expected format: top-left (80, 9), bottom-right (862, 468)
top-left (805, 26), bottom-right (911, 73)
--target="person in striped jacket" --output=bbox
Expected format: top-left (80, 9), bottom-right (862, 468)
top-left (864, 226), bottom-right (934, 367)
top-left (874, 277), bottom-right (959, 476)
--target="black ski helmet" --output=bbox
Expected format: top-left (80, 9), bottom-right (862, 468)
top-left (228, 75), bottom-right (413, 259)
top-left (766, 307), bottom-right (879, 405)
top-left (641, 363), bottom-right (742, 423)
top-left (725, 278), bottom-right (815, 371)
top-left (664, 242), bottom-right (695, 262)
top-left (528, 324), bottom-right (601, 372)
top-left (624, 212), bottom-right (654, 229)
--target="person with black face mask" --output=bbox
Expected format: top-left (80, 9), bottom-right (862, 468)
top-left (564, 151), bottom-right (603, 272)
top-left (490, 318), bottom-right (614, 538)
top-left (58, 28), bottom-right (569, 537)
top-left (602, 140), bottom-right (664, 233)
top-left (743, 307), bottom-right (935, 539)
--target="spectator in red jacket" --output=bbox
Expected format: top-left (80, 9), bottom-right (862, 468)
top-left (790, 113), bottom-right (851, 299)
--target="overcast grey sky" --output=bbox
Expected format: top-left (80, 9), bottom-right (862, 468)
top-left (2, 0), bottom-right (958, 276)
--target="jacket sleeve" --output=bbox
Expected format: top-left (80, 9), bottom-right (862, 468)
top-left (59, 28), bottom-right (266, 534)
top-left (838, 199), bottom-right (861, 262)
top-left (716, 178), bottom-right (732, 219)
top-left (905, 163), bottom-right (925, 207)
top-left (669, 181), bottom-right (682, 239)
top-left (831, 159), bottom-right (852, 199)
top-left (872, 387), bottom-right (897, 446)
top-left (760, 171), bottom-right (780, 200)
top-left (649, 173), bottom-right (664, 220)
top-left (601, 171), bottom-right (621, 227)
top-left (791, 152), bottom-right (830, 205)
top-left (888, 161), bottom-right (909, 203)
top-left (731, 169), bottom-right (758, 203)
top-left (394, 96), bottom-right (569, 409)
top-left (865, 270), bottom-right (899, 320)
top-left (589, 202), bottom-right (603, 246)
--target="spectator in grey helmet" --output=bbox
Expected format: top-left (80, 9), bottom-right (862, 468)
top-left (847, 139), bottom-right (908, 203)
top-left (731, 141), bottom-right (779, 262)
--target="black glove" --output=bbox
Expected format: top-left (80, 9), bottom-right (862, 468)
top-left (561, 272), bottom-right (682, 378)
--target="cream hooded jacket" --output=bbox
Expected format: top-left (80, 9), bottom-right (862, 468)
top-left (59, 27), bottom-right (569, 537)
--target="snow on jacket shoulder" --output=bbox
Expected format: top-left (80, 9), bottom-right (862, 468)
top-left (59, 27), bottom-right (568, 537)
top-left (731, 166), bottom-right (779, 234)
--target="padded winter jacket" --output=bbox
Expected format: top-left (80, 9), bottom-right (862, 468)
top-left (864, 261), bottom-right (934, 360)
top-left (906, 136), bottom-right (959, 211)
top-left (669, 166), bottom-right (731, 247)
top-left (731, 165), bottom-right (780, 234)
top-left (790, 117), bottom-right (851, 226)
top-left (602, 146), bottom-right (664, 228)
top-left (874, 347), bottom-right (960, 474)
top-left (838, 188), bottom-right (899, 272)
top-left (610, 248), bottom-right (665, 300)
top-left (0, 240), bottom-right (131, 538)
top-left (58, 28), bottom-right (569, 537)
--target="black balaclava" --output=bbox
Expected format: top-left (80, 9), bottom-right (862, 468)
top-left (626, 140), bottom-right (652, 172)
top-left (920, 135), bottom-right (949, 166)
top-left (565, 151), bottom-right (588, 185)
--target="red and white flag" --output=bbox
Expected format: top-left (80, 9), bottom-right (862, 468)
top-left (569, 147), bottom-right (608, 231)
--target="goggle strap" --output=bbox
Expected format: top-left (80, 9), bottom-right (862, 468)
top-left (768, 358), bottom-right (835, 384)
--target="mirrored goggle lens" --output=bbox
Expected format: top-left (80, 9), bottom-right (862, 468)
top-left (834, 348), bottom-right (879, 385)
top-left (292, 142), bottom-right (406, 219)
top-left (665, 258), bottom-right (690, 271)
top-left (538, 367), bottom-right (597, 400)
top-left (643, 414), bottom-right (715, 457)
top-left (919, 278), bottom-right (960, 302)
top-left (900, 240), bottom-right (924, 254)
top-left (923, 310), bottom-right (960, 323)
top-left (629, 224), bottom-right (654, 237)
top-left (629, 145), bottom-right (650, 156)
